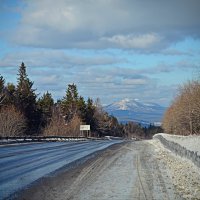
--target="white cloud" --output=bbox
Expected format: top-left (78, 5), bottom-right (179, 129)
top-left (0, 49), bottom-right (122, 69)
top-left (36, 75), bottom-right (61, 85)
top-left (122, 78), bottom-right (148, 85)
top-left (11, 0), bottom-right (200, 50)
top-left (175, 60), bottom-right (200, 69)
top-left (102, 33), bottom-right (162, 49)
top-left (0, 49), bottom-right (179, 106)
top-left (1, 0), bottom-right (198, 107)
top-left (161, 49), bottom-right (193, 56)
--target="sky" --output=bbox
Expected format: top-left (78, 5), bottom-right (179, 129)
top-left (0, 0), bottom-right (200, 106)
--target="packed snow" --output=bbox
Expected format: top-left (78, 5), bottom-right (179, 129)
top-left (150, 139), bottom-right (200, 199)
top-left (155, 133), bottom-right (200, 156)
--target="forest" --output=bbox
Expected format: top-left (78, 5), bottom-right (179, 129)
top-left (0, 63), bottom-right (159, 139)
top-left (162, 79), bottom-right (200, 135)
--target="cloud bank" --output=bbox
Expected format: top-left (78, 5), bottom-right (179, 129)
top-left (11, 0), bottom-right (200, 51)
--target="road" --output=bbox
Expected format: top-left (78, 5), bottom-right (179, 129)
top-left (0, 140), bottom-right (123, 199)
top-left (15, 141), bottom-right (184, 200)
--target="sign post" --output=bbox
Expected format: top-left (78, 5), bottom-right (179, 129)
top-left (80, 125), bottom-right (90, 137)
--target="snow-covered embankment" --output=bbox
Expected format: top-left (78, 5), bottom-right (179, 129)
top-left (153, 133), bottom-right (200, 168)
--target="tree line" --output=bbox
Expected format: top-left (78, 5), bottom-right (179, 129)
top-left (0, 62), bottom-right (158, 138)
top-left (162, 80), bottom-right (200, 135)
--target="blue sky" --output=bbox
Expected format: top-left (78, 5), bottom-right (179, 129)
top-left (0, 0), bottom-right (200, 106)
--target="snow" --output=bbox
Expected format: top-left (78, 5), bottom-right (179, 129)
top-left (106, 98), bottom-right (164, 112)
top-left (0, 140), bottom-right (123, 199)
top-left (112, 98), bottom-right (131, 110)
top-left (155, 133), bottom-right (200, 156)
top-left (149, 139), bottom-right (200, 199)
top-left (0, 137), bottom-right (87, 145)
top-left (104, 98), bottom-right (166, 124)
top-left (73, 144), bottom-right (138, 200)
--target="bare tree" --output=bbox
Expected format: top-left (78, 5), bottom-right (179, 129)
top-left (93, 100), bottom-right (110, 136)
top-left (0, 105), bottom-right (26, 136)
top-left (124, 122), bottom-right (144, 139)
top-left (43, 106), bottom-right (67, 136)
top-left (162, 80), bottom-right (200, 135)
top-left (43, 106), bottom-right (81, 137)
top-left (65, 115), bottom-right (81, 137)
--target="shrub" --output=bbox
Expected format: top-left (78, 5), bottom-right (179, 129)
top-left (0, 105), bottom-right (26, 136)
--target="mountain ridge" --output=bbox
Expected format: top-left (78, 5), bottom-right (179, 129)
top-left (104, 98), bottom-right (166, 125)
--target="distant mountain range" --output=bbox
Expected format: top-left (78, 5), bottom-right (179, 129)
top-left (104, 98), bottom-right (166, 126)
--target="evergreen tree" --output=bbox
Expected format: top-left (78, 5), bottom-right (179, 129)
top-left (77, 96), bottom-right (86, 122)
top-left (5, 83), bottom-right (16, 105)
top-left (85, 98), bottom-right (97, 133)
top-left (16, 62), bottom-right (40, 134)
top-left (62, 83), bottom-right (79, 123)
top-left (0, 76), bottom-right (17, 106)
top-left (0, 75), bottom-right (5, 105)
top-left (0, 75), bottom-right (5, 93)
top-left (37, 91), bottom-right (54, 127)
top-left (16, 62), bottom-right (36, 106)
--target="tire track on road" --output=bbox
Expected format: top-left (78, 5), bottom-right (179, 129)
top-left (65, 145), bottom-right (125, 200)
top-left (125, 142), bottom-right (172, 200)
top-left (136, 155), bottom-right (148, 200)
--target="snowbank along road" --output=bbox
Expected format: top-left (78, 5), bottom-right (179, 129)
top-left (0, 140), bottom-right (122, 199)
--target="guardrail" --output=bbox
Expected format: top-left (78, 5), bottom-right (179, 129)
top-left (0, 135), bottom-right (123, 145)
top-left (0, 136), bottom-right (88, 144)
top-left (154, 134), bottom-right (200, 168)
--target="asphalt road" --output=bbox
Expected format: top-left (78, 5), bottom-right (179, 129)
top-left (0, 140), bottom-right (123, 199)
top-left (15, 141), bottom-right (183, 200)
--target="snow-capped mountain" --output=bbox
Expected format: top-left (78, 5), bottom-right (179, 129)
top-left (104, 98), bottom-right (166, 125)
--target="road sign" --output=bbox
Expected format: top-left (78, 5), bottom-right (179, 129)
top-left (80, 125), bottom-right (90, 131)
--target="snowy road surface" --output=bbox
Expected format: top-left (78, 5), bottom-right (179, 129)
top-left (2, 140), bottom-right (200, 200)
top-left (16, 141), bottom-right (189, 200)
top-left (0, 140), bottom-right (123, 199)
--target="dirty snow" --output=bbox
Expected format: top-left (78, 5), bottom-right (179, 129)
top-left (149, 139), bottom-right (200, 199)
top-left (155, 133), bottom-right (200, 156)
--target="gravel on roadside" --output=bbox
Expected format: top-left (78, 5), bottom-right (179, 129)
top-left (149, 139), bottom-right (200, 200)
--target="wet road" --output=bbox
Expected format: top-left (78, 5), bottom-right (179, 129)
top-left (0, 140), bottom-right (123, 199)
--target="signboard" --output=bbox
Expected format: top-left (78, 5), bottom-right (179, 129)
top-left (80, 125), bottom-right (90, 131)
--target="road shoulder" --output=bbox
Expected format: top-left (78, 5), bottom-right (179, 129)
top-left (149, 139), bottom-right (200, 199)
